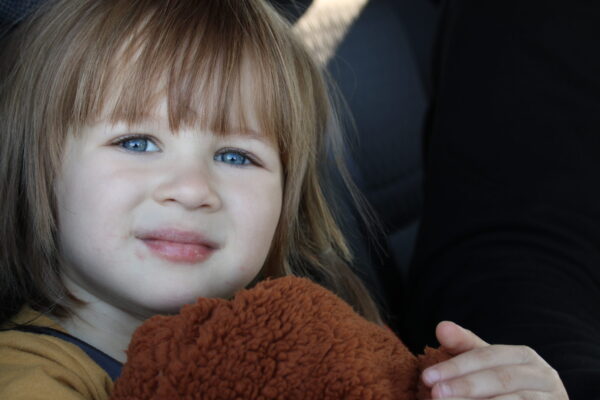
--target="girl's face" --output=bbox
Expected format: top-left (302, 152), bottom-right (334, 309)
top-left (54, 99), bottom-right (283, 318)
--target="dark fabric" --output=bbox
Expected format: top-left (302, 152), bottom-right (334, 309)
top-left (404, 1), bottom-right (600, 399)
top-left (323, 0), bottom-right (440, 332)
top-left (0, 0), bottom-right (44, 38)
top-left (328, 0), bottom-right (436, 231)
top-left (12, 326), bottom-right (122, 381)
top-left (272, 0), bottom-right (441, 331)
top-left (268, 0), bottom-right (311, 23)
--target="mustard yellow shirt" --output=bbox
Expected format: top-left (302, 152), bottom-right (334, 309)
top-left (0, 307), bottom-right (113, 400)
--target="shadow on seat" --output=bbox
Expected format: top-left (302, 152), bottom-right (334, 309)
top-left (273, 0), bottom-right (441, 334)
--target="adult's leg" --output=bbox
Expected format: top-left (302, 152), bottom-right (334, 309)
top-left (405, 1), bottom-right (600, 398)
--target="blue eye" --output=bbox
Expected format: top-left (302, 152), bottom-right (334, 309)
top-left (214, 150), bottom-right (253, 166)
top-left (118, 136), bottom-right (160, 152)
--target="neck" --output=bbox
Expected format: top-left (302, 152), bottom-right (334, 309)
top-left (56, 280), bottom-right (147, 363)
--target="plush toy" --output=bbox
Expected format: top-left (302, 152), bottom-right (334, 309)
top-left (111, 276), bottom-right (450, 400)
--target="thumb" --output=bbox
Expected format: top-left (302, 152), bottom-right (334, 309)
top-left (435, 321), bottom-right (489, 355)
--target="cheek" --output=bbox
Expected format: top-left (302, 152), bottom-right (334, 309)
top-left (229, 179), bottom-right (282, 256)
top-left (56, 165), bottom-right (145, 248)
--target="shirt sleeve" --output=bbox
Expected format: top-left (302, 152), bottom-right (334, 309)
top-left (404, 1), bottom-right (600, 399)
top-left (0, 331), bottom-right (112, 400)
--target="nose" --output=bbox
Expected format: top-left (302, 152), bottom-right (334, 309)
top-left (153, 161), bottom-right (222, 211)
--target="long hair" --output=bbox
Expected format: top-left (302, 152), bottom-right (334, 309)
top-left (0, 0), bottom-right (382, 324)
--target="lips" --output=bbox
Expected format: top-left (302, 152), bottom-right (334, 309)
top-left (137, 229), bottom-right (218, 264)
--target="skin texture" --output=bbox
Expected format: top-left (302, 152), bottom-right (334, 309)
top-left (423, 322), bottom-right (569, 400)
top-left (53, 99), bottom-right (283, 362)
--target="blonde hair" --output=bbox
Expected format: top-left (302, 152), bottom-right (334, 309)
top-left (0, 0), bottom-right (382, 324)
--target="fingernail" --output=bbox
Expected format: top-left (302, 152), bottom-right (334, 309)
top-left (437, 383), bottom-right (452, 398)
top-left (423, 368), bottom-right (441, 384)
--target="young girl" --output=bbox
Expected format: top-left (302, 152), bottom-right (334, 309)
top-left (0, 0), bottom-right (568, 399)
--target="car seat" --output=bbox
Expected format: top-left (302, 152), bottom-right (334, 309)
top-left (273, 0), bottom-right (441, 333)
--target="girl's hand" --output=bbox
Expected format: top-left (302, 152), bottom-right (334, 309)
top-left (421, 321), bottom-right (569, 399)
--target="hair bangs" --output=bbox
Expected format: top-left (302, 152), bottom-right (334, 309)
top-left (53, 0), bottom-right (306, 151)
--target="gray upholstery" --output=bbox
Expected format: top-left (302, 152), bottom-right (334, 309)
top-left (276, 0), bottom-right (441, 329)
top-left (332, 0), bottom-right (440, 329)
top-left (0, 0), bottom-right (43, 38)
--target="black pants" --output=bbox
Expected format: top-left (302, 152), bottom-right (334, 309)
top-left (404, 1), bottom-right (600, 398)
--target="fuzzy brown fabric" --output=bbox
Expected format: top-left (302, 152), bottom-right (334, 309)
top-left (111, 276), bottom-right (450, 399)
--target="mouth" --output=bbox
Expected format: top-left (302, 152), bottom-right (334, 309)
top-left (136, 229), bottom-right (219, 264)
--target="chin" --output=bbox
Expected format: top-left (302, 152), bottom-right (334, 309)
top-left (132, 291), bottom-right (204, 316)
top-left (130, 280), bottom-right (252, 316)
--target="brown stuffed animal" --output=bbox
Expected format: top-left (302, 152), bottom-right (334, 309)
top-left (111, 276), bottom-right (450, 400)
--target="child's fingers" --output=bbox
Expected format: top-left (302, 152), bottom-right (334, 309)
top-left (429, 364), bottom-right (556, 399)
top-left (435, 321), bottom-right (489, 355)
top-left (430, 395), bottom-right (544, 400)
top-left (423, 344), bottom-right (536, 385)
top-left (492, 393), bottom-right (551, 400)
